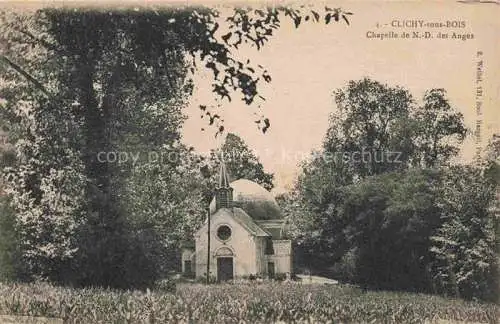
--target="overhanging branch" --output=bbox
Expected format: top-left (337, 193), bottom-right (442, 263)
top-left (0, 55), bottom-right (52, 98)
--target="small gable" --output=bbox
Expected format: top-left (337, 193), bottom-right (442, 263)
top-left (231, 208), bottom-right (271, 237)
top-left (195, 207), bottom-right (270, 238)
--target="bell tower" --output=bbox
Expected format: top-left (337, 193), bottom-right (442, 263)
top-left (215, 159), bottom-right (233, 210)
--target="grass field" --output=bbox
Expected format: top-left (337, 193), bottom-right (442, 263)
top-left (0, 281), bottom-right (497, 323)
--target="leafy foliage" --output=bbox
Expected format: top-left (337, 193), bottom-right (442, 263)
top-left (0, 5), bottom-right (349, 287)
top-left (0, 195), bottom-right (20, 281)
top-left (328, 78), bottom-right (415, 176)
top-left (281, 79), bottom-right (497, 301)
top-left (0, 282), bottom-right (497, 323)
top-left (206, 133), bottom-right (274, 191)
top-left (324, 78), bottom-right (466, 179)
top-left (414, 89), bottom-right (468, 167)
top-left (484, 133), bottom-right (500, 183)
top-left (0, 127), bottom-right (19, 281)
top-left (429, 165), bottom-right (498, 301)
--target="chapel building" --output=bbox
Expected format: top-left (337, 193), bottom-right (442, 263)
top-left (181, 162), bottom-right (292, 281)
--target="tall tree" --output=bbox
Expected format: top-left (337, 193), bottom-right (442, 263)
top-left (296, 79), bottom-right (467, 214)
top-left (210, 133), bottom-right (274, 190)
top-left (326, 78), bottom-right (416, 178)
top-left (285, 79), bottom-right (469, 292)
top-left (413, 89), bottom-right (468, 167)
top-left (337, 169), bottom-right (442, 291)
top-left (429, 165), bottom-right (498, 301)
top-left (484, 133), bottom-right (500, 183)
top-left (0, 6), bottom-right (351, 286)
top-left (0, 131), bottom-right (20, 281)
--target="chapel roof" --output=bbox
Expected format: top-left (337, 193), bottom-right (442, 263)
top-left (196, 207), bottom-right (271, 238)
top-left (210, 179), bottom-right (283, 221)
top-left (227, 207), bottom-right (271, 237)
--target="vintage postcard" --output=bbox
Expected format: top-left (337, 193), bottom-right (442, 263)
top-left (0, 0), bottom-right (498, 323)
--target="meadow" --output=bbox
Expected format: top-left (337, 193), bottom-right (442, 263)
top-left (0, 281), bottom-right (497, 323)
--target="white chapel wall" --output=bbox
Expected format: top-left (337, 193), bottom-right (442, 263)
top-left (195, 210), bottom-right (258, 279)
top-left (269, 240), bottom-right (292, 274)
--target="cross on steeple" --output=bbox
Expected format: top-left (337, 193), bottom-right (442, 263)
top-left (218, 159), bottom-right (230, 188)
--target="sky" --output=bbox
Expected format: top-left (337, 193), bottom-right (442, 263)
top-left (3, 0), bottom-right (497, 193)
top-left (180, 1), bottom-right (499, 194)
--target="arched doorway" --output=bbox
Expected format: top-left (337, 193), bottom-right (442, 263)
top-left (215, 247), bottom-right (234, 281)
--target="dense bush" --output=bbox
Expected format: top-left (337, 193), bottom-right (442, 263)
top-left (289, 167), bottom-right (499, 302)
top-left (0, 196), bottom-right (18, 281)
top-left (0, 282), bottom-right (497, 323)
top-left (195, 275), bottom-right (217, 284)
top-left (282, 79), bottom-right (499, 302)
